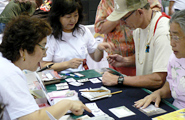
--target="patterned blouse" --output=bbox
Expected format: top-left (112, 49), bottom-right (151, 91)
top-left (94, 0), bottom-right (135, 57)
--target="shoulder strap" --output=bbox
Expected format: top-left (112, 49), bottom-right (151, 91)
top-left (153, 12), bottom-right (171, 36)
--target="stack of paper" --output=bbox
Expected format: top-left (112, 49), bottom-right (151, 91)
top-left (49, 90), bottom-right (79, 105)
top-left (80, 86), bottom-right (111, 101)
top-left (48, 90), bottom-right (76, 99)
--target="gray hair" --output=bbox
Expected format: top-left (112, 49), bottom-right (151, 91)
top-left (169, 10), bottom-right (185, 34)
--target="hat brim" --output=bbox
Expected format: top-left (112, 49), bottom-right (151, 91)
top-left (107, 10), bottom-right (129, 21)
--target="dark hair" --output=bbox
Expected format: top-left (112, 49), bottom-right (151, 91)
top-left (14, 0), bottom-right (33, 11)
top-left (0, 15), bottom-right (52, 62)
top-left (48, 0), bottom-right (84, 40)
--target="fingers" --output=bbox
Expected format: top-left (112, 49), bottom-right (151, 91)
top-left (107, 57), bottom-right (115, 65)
top-left (134, 93), bottom-right (161, 109)
top-left (82, 104), bottom-right (92, 113)
top-left (154, 97), bottom-right (161, 108)
top-left (77, 58), bottom-right (84, 62)
top-left (106, 54), bottom-right (118, 62)
top-left (102, 72), bottom-right (118, 86)
top-left (134, 99), bottom-right (146, 108)
top-left (108, 54), bottom-right (119, 59)
top-left (73, 58), bottom-right (84, 63)
top-left (142, 99), bottom-right (153, 109)
top-left (71, 109), bottom-right (84, 116)
top-left (134, 95), bottom-right (153, 109)
top-left (107, 42), bottom-right (115, 50)
top-left (71, 101), bottom-right (91, 116)
top-left (102, 72), bottom-right (110, 86)
top-left (98, 42), bottom-right (115, 52)
top-left (69, 58), bottom-right (84, 69)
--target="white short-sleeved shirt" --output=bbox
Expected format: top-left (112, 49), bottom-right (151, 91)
top-left (43, 25), bottom-right (97, 73)
top-left (0, 53), bottom-right (39, 120)
top-left (133, 12), bottom-right (172, 76)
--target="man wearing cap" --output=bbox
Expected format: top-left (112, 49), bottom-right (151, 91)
top-left (102, 0), bottom-right (172, 89)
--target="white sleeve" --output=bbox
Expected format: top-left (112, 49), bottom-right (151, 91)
top-left (84, 26), bottom-right (98, 54)
top-left (0, 74), bottom-right (39, 119)
top-left (43, 35), bottom-right (56, 62)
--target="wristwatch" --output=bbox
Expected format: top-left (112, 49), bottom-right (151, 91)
top-left (117, 75), bottom-right (124, 86)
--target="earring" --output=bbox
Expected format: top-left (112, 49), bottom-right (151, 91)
top-left (23, 55), bottom-right (25, 61)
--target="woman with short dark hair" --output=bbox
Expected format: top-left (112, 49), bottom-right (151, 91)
top-left (0, 15), bottom-right (91, 120)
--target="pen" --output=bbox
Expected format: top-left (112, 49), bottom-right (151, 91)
top-left (65, 73), bottom-right (79, 78)
top-left (37, 63), bottom-right (54, 72)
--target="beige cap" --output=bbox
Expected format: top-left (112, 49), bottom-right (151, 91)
top-left (107, 0), bottom-right (148, 21)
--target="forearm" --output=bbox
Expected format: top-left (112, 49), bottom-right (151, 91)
top-left (97, 20), bottom-right (120, 34)
top-left (122, 54), bottom-right (136, 67)
top-left (169, 1), bottom-right (175, 10)
top-left (41, 100), bottom-right (73, 119)
top-left (157, 82), bottom-right (172, 98)
top-left (169, 1), bottom-right (175, 15)
top-left (19, 100), bottom-right (73, 120)
top-left (123, 72), bottom-right (167, 89)
top-left (90, 49), bottom-right (104, 62)
top-left (40, 61), bottom-right (69, 72)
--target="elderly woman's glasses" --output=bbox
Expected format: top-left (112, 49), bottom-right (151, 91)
top-left (37, 43), bottom-right (48, 51)
top-left (167, 34), bottom-right (185, 42)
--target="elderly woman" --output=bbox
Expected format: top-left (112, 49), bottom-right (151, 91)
top-left (0, 15), bottom-right (91, 120)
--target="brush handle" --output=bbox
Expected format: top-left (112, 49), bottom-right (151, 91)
top-left (94, 90), bottom-right (122, 98)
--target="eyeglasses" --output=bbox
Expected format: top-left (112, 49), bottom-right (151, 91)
top-left (121, 10), bottom-right (136, 22)
top-left (37, 43), bottom-right (48, 51)
top-left (167, 34), bottom-right (185, 42)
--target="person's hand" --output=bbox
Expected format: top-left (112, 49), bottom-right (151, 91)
top-left (134, 91), bottom-right (161, 109)
top-left (102, 71), bottom-right (119, 86)
top-left (97, 42), bottom-right (115, 52)
top-left (70, 100), bottom-right (91, 116)
top-left (107, 54), bottom-right (124, 67)
top-left (67, 58), bottom-right (84, 69)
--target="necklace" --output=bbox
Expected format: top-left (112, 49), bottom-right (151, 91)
top-left (138, 10), bottom-right (154, 65)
